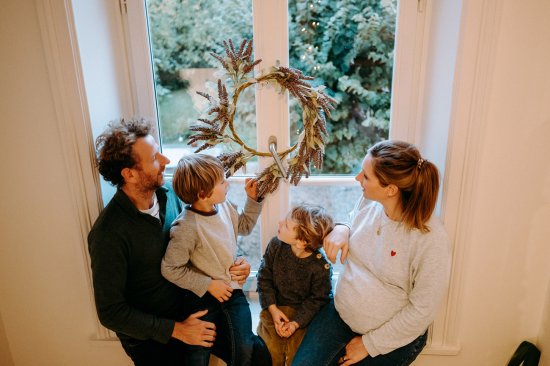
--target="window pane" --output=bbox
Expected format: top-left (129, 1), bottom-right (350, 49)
top-left (226, 181), bottom-right (262, 269)
top-left (146, 0), bottom-right (256, 174)
top-left (290, 183), bottom-right (362, 273)
top-left (289, 0), bottom-right (397, 174)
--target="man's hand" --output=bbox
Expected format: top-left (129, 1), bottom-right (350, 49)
top-left (323, 224), bottom-right (350, 264)
top-left (229, 256), bottom-right (251, 284)
top-left (172, 310), bottom-right (216, 347)
top-left (338, 336), bottom-right (369, 365)
top-left (207, 280), bottom-right (233, 302)
top-left (244, 178), bottom-right (259, 201)
top-left (268, 305), bottom-right (289, 338)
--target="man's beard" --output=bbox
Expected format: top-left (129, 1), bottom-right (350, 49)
top-left (137, 170), bottom-right (164, 192)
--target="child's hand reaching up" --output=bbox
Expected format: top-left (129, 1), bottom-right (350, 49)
top-left (207, 280), bottom-right (233, 302)
top-left (268, 305), bottom-right (289, 337)
top-left (244, 178), bottom-right (259, 201)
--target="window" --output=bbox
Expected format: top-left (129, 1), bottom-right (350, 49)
top-left (66, 0), bottom-right (462, 354)
top-left (124, 0), bottom-right (422, 271)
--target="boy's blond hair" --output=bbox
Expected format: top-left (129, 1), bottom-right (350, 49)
top-left (290, 205), bottom-right (334, 252)
top-left (173, 154), bottom-right (224, 204)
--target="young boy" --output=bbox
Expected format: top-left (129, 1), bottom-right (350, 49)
top-left (257, 205), bottom-right (334, 366)
top-left (161, 153), bottom-right (269, 366)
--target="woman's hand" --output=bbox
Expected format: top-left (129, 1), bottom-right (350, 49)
top-left (268, 305), bottom-right (289, 338)
top-left (338, 336), bottom-right (369, 365)
top-left (229, 256), bottom-right (251, 284)
top-left (324, 224), bottom-right (350, 264)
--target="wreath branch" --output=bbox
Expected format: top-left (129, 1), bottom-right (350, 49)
top-left (188, 38), bottom-right (336, 197)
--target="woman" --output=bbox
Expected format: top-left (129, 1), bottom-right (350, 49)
top-left (292, 140), bottom-right (451, 366)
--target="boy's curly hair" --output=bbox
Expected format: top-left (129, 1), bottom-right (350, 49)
top-left (95, 118), bottom-right (153, 187)
top-left (291, 205), bottom-right (334, 252)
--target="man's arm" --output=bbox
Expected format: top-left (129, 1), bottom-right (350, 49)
top-left (89, 230), bottom-right (174, 343)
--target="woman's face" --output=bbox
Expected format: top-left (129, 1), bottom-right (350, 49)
top-left (355, 154), bottom-right (387, 202)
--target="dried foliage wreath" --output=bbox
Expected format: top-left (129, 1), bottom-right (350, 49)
top-left (188, 39), bottom-right (336, 197)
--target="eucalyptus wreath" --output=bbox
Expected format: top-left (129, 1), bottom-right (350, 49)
top-left (188, 39), bottom-right (336, 197)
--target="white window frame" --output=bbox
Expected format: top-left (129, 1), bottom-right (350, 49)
top-left (123, 0), bottom-right (429, 249)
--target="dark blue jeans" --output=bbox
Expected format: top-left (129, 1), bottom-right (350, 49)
top-left (120, 337), bottom-right (188, 366)
top-left (292, 301), bottom-right (427, 366)
top-left (183, 290), bottom-right (271, 366)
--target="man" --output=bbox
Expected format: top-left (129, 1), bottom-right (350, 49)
top-left (88, 118), bottom-right (251, 365)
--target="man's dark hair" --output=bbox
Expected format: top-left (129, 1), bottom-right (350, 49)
top-left (95, 118), bottom-right (153, 187)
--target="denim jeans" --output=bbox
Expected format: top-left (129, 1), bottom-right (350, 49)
top-left (292, 301), bottom-right (427, 366)
top-left (120, 337), bottom-right (188, 366)
top-left (183, 290), bottom-right (271, 366)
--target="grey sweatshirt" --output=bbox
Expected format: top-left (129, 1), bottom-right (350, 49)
top-left (335, 198), bottom-right (450, 357)
top-left (161, 198), bottom-right (262, 297)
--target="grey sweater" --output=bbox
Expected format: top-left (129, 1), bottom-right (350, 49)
top-left (257, 237), bottom-right (333, 328)
top-left (161, 198), bottom-right (262, 297)
top-left (335, 198), bottom-right (451, 357)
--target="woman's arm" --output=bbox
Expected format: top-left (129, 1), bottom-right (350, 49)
top-left (323, 224), bottom-right (350, 264)
top-left (361, 232), bottom-right (451, 357)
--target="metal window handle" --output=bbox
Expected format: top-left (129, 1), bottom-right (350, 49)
top-left (268, 136), bottom-right (288, 180)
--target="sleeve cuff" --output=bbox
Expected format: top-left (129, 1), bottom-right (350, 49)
top-left (362, 333), bottom-right (381, 358)
top-left (154, 319), bottom-right (176, 344)
top-left (334, 222), bottom-right (351, 230)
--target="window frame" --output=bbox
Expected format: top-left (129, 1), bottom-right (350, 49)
top-left (124, 0), bottom-right (429, 251)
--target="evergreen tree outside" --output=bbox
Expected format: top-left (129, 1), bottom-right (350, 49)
top-left (147, 0), bottom-right (396, 174)
top-left (289, 0), bottom-right (396, 174)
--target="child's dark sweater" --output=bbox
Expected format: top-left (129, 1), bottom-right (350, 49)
top-left (257, 237), bottom-right (333, 327)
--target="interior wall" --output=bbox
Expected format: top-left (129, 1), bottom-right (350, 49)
top-left (418, 0), bottom-right (550, 364)
top-left (0, 312), bottom-right (14, 366)
top-left (0, 1), bottom-right (129, 365)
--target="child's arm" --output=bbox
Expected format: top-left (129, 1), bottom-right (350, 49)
top-left (291, 257), bottom-right (333, 328)
top-left (161, 220), bottom-right (212, 297)
top-left (257, 238), bottom-right (279, 310)
top-left (280, 320), bottom-right (300, 338)
top-left (207, 280), bottom-right (233, 302)
top-left (235, 178), bottom-right (263, 235)
top-left (268, 304), bottom-right (290, 337)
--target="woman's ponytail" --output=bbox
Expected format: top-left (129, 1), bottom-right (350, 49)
top-left (369, 141), bottom-right (441, 232)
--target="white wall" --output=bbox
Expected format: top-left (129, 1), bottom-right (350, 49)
top-left (418, 0), bottom-right (550, 365)
top-left (1, 0), bottom-right (549, 365)
top-left (0, 1), bottom-right (129, 365)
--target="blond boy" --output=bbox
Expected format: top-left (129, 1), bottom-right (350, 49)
top-left (161, 153), bottom-right (270, 366)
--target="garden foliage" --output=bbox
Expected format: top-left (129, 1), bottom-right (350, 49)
top-left (147, 0), bottom-right (395, 174)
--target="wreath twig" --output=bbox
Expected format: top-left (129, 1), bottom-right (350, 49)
top-left (187, 38), bottom-right (336, 197)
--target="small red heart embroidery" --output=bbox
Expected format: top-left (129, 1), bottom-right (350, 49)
top-left (391, 250), bottom-right (396, 256)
